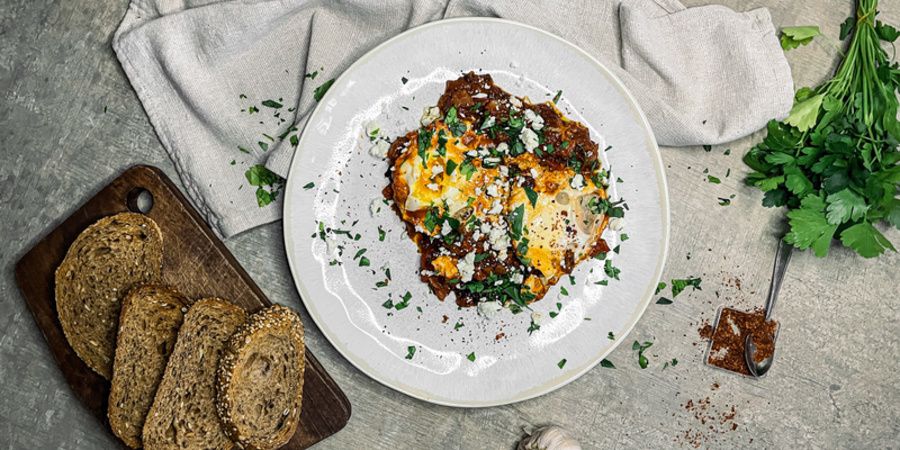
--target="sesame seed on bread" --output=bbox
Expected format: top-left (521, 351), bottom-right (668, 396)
top-left (215, 305), bottom-right (305, 450)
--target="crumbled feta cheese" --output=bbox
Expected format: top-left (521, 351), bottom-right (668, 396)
top-left (510, 272), bottom-right (524, 284)
top-left (523, 109), bottom-right (544, 130)
top-left (510, 97), bottom-right (523, 108)
top-left (488, 225), bottom-right (509, 260)
top-left (484, 157), bottom-right (501, 166)
top-left (369, 140), bottom-right (389, 158)
top-left (499, 165), bottom-right (509, 176)
top-left (474, 187), bottom-right (483, 196)
top-left (477, 301), bottom-right (502, 318)
top-left (431, 165), bottom-right (444, 177)
top-left (531, 312), bottom-right (543, 325)
top-left (521, 127), bottom-right (539, 153)
top-left (482, 116), bottom-right (496, 128)
top-left (530, 168), bottom-right (539, 179)
top-left (486, 184), bottom-right (500, 198)
top-left (570, 174), bottom-right (585, 190)
top-left (467, 150), bottom-right (479, 157)
top-left (609, 217), bottom-right (625, 231)
top-left (420, 106), bottom-right (441, 126)
top-left (440, 220), bottom-right (453, 236)
top-left (496, 142), bottom-right (509, 154)
top-left (494, 279), bottom-right (504, 286)
top-left (458, 252), bottom-right (476, 282)
top-left (487, 199), bottom-right (503, 215)
top-left (427, 183), bottom-right (439, 191)
top-left (472, 229), bottom-right (482, 240)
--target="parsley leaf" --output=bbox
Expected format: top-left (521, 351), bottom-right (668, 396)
top-left (785, 195), bottom-right (838, 257)
top-left (825, 189), bottom-right (868, 225)
top-left (670, 277), bottom-right (701, 297)
top-left (313, 78), bottom-right (335, 102)
top-left (780, 25), bottom-right (821, 50)
top-left (840, 222), bottom-right (896, 258)
top-left (523, 185), bottom-right (538, 207)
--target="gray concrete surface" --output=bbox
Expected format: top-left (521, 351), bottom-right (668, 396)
top-left (1, 1), bottom-right (898, 448)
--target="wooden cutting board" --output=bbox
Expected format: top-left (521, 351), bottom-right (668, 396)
top-left (14, 165), bottom-right (350, 449)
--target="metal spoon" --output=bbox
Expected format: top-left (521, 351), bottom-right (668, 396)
top-left (745, 238), bottom-right (792, 377)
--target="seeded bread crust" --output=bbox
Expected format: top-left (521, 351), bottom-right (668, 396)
top-left (55, 212), bottom-right (163, 379)
top-left (216, 305), bottom-right (306, 450)
top-left (108, 285), bottom-right (189, 448)
top-left (143, 298), bottom-right (247, 450)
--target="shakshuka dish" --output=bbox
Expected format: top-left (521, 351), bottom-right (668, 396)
top-left (383, 72), bottom-right (617, 311)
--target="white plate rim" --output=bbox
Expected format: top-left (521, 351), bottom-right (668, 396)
top-left (282, 17), bottom-right (670, 407)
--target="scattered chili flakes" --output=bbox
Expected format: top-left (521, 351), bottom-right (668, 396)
top-left (706, 308), bottom-right (778, 376)
top-left (676, 397), bottom-right (740, 448)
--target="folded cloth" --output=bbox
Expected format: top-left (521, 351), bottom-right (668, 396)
top-left (113, 0), bottom-right (793, 238)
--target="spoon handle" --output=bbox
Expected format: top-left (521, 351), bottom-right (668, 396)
top-left (765, 238), bottom-right (793, 321)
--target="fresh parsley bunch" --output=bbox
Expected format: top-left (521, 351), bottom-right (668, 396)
top-left (744, 0), bottom-right (900, 258)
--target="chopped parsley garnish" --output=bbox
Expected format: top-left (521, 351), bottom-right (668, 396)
top-left (459, 159), bottom-right (477, 180)
top-left (523, 185), bottom-right (538, 207)
top-left (261, 99), bottom-right (282, 108)
top-left (670, 277), bottom-right (702, 297)
top-left (303, 182), bottom-right (315, 190)
top-left (245, 165), bottom-right (285, 207)
top-left (552, 90), bottom-right (563, 104)
top-left (718, 197), bottom-right (732, 206)
top-left (378, 226), bottom-right (386, 241)
top-left (445, 106), bottom-right (467, 136)
top-left (656, 298), bottom-right (673, 305)
top-left (557, 358), bottom-right (567, 369)
top-left (436, 129), bottom-right (448, 156)
top-left (560, 286), bottom-right (569, 296)
top-left (603, 260), bottom-right (621, 280)
top-left (446, 160), bottom-right (458, 176)
top-left (607, 331), bottom-right (615, 340)
top-left (509, 204), bottom-right (525, 240)
top-left (600, 359), bottom-right (615, 369)
top-left (394, 291), bottom-right (412, 310)
top-left (466, 352), bottom-right (476, 362)
top-left (358, 256), bottom-right (370, 267)
top-left (708, 175), bottom-right (721, 184)
top-left (527, 317), bottom-right (541, 335)
top-left (405, 346), bottom-right (416, 360)
top-left (632, 340), bottom-right (653, 369)
top-left (620, 233), bottom-right (629, 241)
top-left (417, 128), bottom-right (433, 167)
top-left (313, 78), bottom-right (335, 102)
top-left (353, 248), bottom-right (367, 260)
top-left (454, 321), bottom-right (464, 331)
top-left (258, 141), bottom-right (269, 151)
top-left (382, 299), bottom-right (393, 309)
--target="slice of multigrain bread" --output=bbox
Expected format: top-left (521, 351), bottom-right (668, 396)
top-left (143, 298), bottom-right (247, 450)
top-left (216, 305), bottom-right (306, 450)
top-left (55, 212), bottom-right (163, 379)
top-left (108, 285), bottom-right (189, 449)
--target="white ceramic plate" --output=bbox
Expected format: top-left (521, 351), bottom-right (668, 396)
top-left (283, 18), bottom-right (669, 407)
